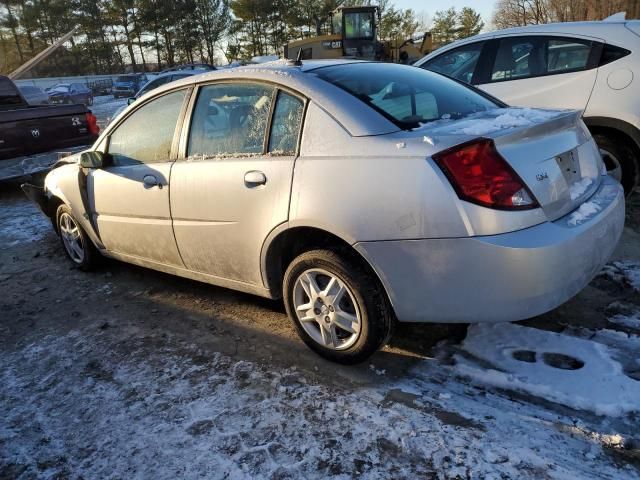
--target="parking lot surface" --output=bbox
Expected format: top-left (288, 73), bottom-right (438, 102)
top-left (1, 182), bottom-right (639, 479)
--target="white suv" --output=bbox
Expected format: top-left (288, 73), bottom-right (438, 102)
top-left (416, 18), bottom-right (640, 195)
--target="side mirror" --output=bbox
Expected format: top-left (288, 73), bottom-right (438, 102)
top-left (80, 151), bottom-right (105, 169)
top-left (127, 97), bottom-right (136, 105)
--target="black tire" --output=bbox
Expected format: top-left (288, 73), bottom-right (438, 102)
top-left (593, 133), bottom-right (639, 196)
top-left (283, 248), bottom-right (394, 364)
top-left (55, 204), bottom-right (98, 271)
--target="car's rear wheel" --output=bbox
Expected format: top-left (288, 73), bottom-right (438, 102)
top-left (283, 248), bottom-right (394, 364)
top-left (594, 133), bottom-right (639, 196)
top-left (56, 205), bottom-right (97, 271)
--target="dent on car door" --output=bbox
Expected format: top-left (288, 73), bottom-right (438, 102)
top-left (87, 88), bottom-right (190, 266)
top-left (477, 36), bottom-right (601, 110)
top-left (170, 82), bottom-right (305, 286)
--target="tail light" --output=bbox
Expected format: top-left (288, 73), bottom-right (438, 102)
top-left (86, 112), bottom-right (100, 136)
top-left (433, 138), bottom-right (538, 210)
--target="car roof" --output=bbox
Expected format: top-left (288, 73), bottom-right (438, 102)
top-left (116, 59), bottom-right (400, 137)
top-left (416, 19), bottom-right (639, 65)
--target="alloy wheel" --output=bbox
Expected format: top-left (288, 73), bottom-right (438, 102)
top-left (292, 268), bottom-right (361, 350)
top-left (59, 212), bottom-right (85, 264)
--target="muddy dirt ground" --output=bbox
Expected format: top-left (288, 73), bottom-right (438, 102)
top-left (1, 179), bottom-right (639, 479)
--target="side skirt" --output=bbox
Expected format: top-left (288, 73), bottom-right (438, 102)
top-left (102, 249), bottom-right (275, 299)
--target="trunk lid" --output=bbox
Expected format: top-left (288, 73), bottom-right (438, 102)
top-left (419, 108), bottom-right (604, 221)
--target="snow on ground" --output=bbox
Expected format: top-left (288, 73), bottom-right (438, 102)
top-left (2, 324), bottom-right (638, 480)
top-left (0, 194), bottom-right (52, 247)
top-left (453, 323), bottom-right (640, 417)
top-left (610, 310), bottom-right (640, 330)
top-left (600, 261), bottom-right (640, 292)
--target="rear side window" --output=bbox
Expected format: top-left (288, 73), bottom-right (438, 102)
top-left (490, 36), bottom-right (595, 82)
top-left (313, 63), bottom-right (497, 130)
top-left (140, 76), bottom-right (170, 95)
top-left (188, 83), bottom-right (274, 157)
top-left (547, 39), bottom-right (592, 72)
top-left (600, 44), bottom-right (631, 66)
top-left (268, 92), bottom-right (304, 155)
top-left (108, 89), bottom-right (187, 165)
top-left (421, 42), bottom-right (484, 84)
top-left (0, 78), bottom-right (23, 107)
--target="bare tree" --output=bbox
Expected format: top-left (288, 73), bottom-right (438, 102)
top-left (493, 0), bottom-right (636, 28)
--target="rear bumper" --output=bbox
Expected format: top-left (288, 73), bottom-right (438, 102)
top-left (355, 177), bottom-right (625, 323)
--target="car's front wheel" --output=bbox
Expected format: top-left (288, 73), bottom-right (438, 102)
top-left (283, 249), bottom-right (394, 364)
top-left (56, 205), bottom-right (97, 271)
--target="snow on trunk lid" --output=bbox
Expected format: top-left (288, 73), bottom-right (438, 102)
top-left (490, 110), bottom-right (604, 221)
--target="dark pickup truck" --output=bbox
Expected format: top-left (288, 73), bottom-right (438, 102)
top-left (1, 75), bottom-right (99, 180)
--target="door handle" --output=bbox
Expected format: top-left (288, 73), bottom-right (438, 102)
top-left (143, 174), bottom-right (162, 189)
top-left (244, 170), bottom-right (267, 187)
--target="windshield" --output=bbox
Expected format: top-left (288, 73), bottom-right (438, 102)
top-left (50, 84), bottom-right (70, 92)
top-left (344, 11), bottom-right (374, 39)
top-left (313, 63), bottom-right (498, 129)
top-left (20, 86), bottom-right (40, 94)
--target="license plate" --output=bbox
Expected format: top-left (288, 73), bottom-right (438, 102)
top-left (556, 149), bottom-right (581, 184)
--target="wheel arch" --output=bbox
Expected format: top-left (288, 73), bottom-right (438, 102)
top-left (584, 116), bottom-right (640, 157)
top-left (260, 225), bottom-right (393, 307)
top-left (584, 116), bottom-right (640, 190)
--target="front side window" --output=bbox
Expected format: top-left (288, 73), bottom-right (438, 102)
top-left (108, 89), bottom-right (186, 165)
top-left (422, 42), bottom-right (484, 84)
top-left (313, 63), bottom-right (497, 129)
top-left (491, 36), bottom-right (595, 82)
top-left (269, 92), bottom-right (304, 155)
top-left (188, 83), bottom-right (274, 157)
top-left (344, 12), bottom-right (374, 39)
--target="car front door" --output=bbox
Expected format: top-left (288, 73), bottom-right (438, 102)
top-left (170, 82), bottom-right (305, 287)
top-left (87, 88), bottom-right (191, 266)
top-left (476, 35), bottom-right (602, 110)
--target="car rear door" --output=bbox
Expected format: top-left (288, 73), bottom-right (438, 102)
top-left (476, 35), bottom-right (602, 110)
top-left (170, 81), bottom-right (305, 287)
top-left (87, 88), bottom-right (191, 266)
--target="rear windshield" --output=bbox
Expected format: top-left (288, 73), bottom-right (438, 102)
top-left (0, 78), bottom-right (23, 107)
top-left (312, 63), bottom-right (498, 129)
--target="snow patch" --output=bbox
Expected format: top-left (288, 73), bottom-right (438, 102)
top-left (454, 323), bottom-right (640, 416)
top-left (568, 200), bottom-right (602, 226)
top-left (421, 107), bottom-right (563, 136)
top-left (569, 177), bottom-right (593, 200)
top-left (600, 261), bottom-right (640, 292)
top-left (609, 310), bottom-right (640, 329)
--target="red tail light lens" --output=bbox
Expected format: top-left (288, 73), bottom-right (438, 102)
top-left (433, 138), bottom-right (538, 210)
top-left (86, 112), bottom-right (100, 136)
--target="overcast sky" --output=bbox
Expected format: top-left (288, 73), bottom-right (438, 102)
top-left (392, 0), bottom-right (496, 26)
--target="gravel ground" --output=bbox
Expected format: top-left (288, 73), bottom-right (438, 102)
top-left (0, 183), bottom-right (639, 479)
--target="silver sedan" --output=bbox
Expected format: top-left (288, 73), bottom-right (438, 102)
top-left (25, 60), bottom-right (625, 363)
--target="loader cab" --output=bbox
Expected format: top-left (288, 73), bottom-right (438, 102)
top-left (330, 6), bottom-right (380, 60)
